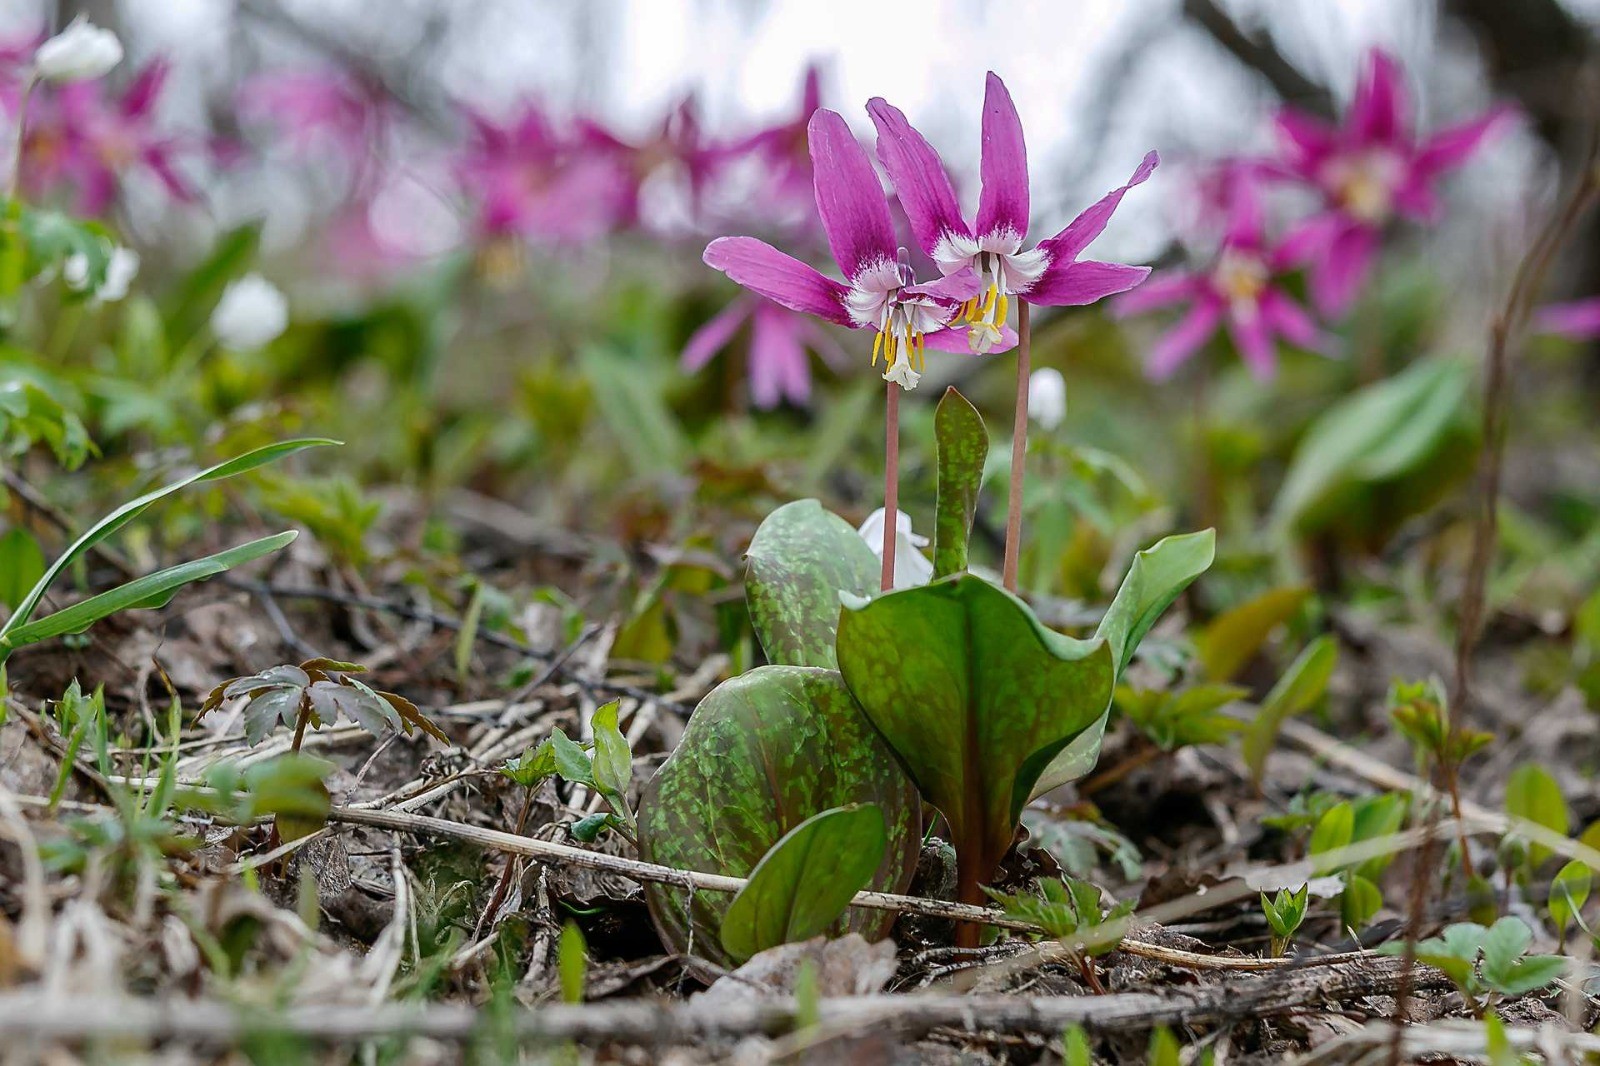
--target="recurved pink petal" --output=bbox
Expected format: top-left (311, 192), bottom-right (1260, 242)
top-left (924, 323), bottom-right (1017, 354)
top-left (1261, 289), bottom-right (1334, 354)
top-left (1112, 270), bottom-right (1201, 316)
top-left (1040, 151), bottom-right (1158, 263)
top-left (1271, 211), bottom-right (1345, 269)
top-left (1415, 105), bottom-right (1513, 176)
top-left (904, 266), bottom-right (982, 302)
top-left (703, 236), bottom-right (852, 325)
top-left (808, 109), bottom-right (898, 280)
top-left (681, 298), bottom-right (752, 371)
top-left (868, 97), bottom-right (971, 257)
top-left (1146, 298), bottom-right (1223, 379)
top-left (1274, 107), bottom-right (1338, 166)
top-left (1227, 307), bottom-right (1277, 379)
top-left (1351, 48), bottom-right (1410, 146)
top-left (1534, 298), bottom-right (1600, 341)
top-left (1026, 260), bottom-right (1151, 307)
top-left (749, 302), bottom-right (806, 408)
top-left (975, 72), bottom-right (1030, 240)
top-left (1308, 221), bottom-right (1378, 317)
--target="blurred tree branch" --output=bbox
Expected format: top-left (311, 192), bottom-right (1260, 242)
top-left (1445, 0), bottom-right (1590, 149)
top-left (1181, 0), bottom-right (1332, 117)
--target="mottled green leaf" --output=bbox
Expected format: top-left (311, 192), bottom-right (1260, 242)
top-left (1243, 635), bottom-right (1338, 788)
top-left (720, 803), bottom-right (887, 962)
top-left (1031, 530), bottom-right (1215, 798)
top-left (744, 500), bottom-right (878, 669)
top-left (1197, 585), bottom-right (1310, 682)
top-left (837, 575), bottom-right (1113, 908)
top-left (636, 666), bottom-right (919, 968)
top-left (932, 387), bottom-right (987, 580)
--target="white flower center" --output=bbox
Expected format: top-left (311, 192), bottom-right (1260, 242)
top-left (1211, 248), bottom-right (1269, 321)
top-left (1321, 148), bottom-right (1403, 225)
top-left (844, 254), bottom-right (955, 392)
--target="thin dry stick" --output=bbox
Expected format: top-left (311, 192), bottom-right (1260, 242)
top-left (881, 379), bottom-right (900, 592)
top-left (1002, 299), bottom-right (1031, 592)
top-left (1391, 132), bottom-right (1600, 1058)
top-left (324, 803), bottom-right (1411, 973)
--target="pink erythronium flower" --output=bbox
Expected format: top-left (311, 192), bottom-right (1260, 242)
top-left (1114, 173), bottom-right (1333, 380)
top-left (867, 72), bottom-right (1157, 354)
top-left (680, 294), bottom-right (846, 409)
top-left (578, 95), bottom-right (719, 232)
top-left (703, 109), bottom-right (999, 392)
top-left (238, 69), bottom-right (390, 165)
top-left (705, 65), bottom-right (824, 232)
top-left (20, 59), bottom-right (195, 213)
top-left (1533, 298), bottom-right (1600, 341)
top-left (1269, 48), bottom-right (1512, 316)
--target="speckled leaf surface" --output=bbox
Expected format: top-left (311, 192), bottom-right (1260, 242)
top-left (1031, 529), bottom-right (1215, 798)
top-left (932, 387), bottom-right (987, 580)
top-left (720, 803), bottom-right (887, 963)
top-left (745, 500), bottom-right (879, 669)
top-left (835, 574), bottom-right (1114, 903)
top-left (636, 666), bottom-right (920, 969)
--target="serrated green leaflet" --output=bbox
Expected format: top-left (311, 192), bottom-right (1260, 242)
top-left (719, 803), bottom-right (887, 962)
top-left (744, 499), bottom-right (878, 669)
top-left (1031, 529), bottom-right (1215, 798)
top-left (835, 574), bottom-right (1113, 924)
top-left (932, 387), bottom-right (986, 580)
top-left (636, 666), bottom-right (919, 969)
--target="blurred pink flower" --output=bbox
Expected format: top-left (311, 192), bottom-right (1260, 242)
top-left (1115, 174), bottom-right (1332, 380)
top-left (577, 95), bottom-right (718, 232)
top-left (680, 294), bottom-right (846, 409)
top-left (454, 102), bottom-right (633, 244)
top-left (704, 65), bottom-right (823, 232)
top-left (238, 69), bottom-right (389, 165)
top-left (1269, 48), bottom-right (1511, 317)
top-left (20, 59), bottom-right (194, 214)
top-left (1534, 298), bottom-right (1600, 341)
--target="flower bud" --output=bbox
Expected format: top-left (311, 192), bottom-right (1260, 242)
top-left (211, 273), bottom-right (289, 350)
top-left (34, 17), bottom-right (123, 83)
top-left (1027, 367), bottom-right (1066, 430)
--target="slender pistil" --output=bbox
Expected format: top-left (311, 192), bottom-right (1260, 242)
top-left (1002, 299), bottom-right (1030, 592)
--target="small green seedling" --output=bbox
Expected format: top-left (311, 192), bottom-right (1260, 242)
top-left (1260, 883), bottom-right (1309, 956)
top-left (1115, 682), bottom-right (1245, 751)
top-left (986, 877), bottom-right (1133, 993)
top-left (1389, 678), bottom-right (1491, 774)
top-left (1548, 860), bottom-right (1592, 952)
top-left (201, 657), bottom-right (450, 749)
top-left (1380, 917), bottom-right (1566, 1016)
top-left (504, 701), bottom-right (636, 843)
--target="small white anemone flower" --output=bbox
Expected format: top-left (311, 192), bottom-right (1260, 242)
top-left (211, 273), bottom-right (289, 349)
top-left (34, 17), bottom-right (123, 83)
top-left (64, 246), bottom-right (139, 302)
top-left (1027, 367), bottom-right (1066, 430)
top-left (856, 507), bottom-right (933, 590)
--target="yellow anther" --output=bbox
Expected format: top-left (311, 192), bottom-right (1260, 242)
top-left (872, 327), bottom-right (884, 366)
top-left (996, 293), bottom-right (1009, 326)
top-left (981, 285), bottom-right (997, 316)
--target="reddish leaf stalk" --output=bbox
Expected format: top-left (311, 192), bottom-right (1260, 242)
top-left (1002, 300), bottom-right (1031, 592)
top-left (882, 380), bottom-right (900, 593)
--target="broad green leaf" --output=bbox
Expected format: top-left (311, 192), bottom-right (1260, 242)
top-left (0, 528), bottom-right (45, 611)
top-left (1549, 859), bottom-right (1590, 937)
top-left (1197, 585), bottom-right (1310, 682)
top-left (1031, 530), bottom-right (1215, 798)
top-left (163, 222), bottom-right (261, 349)
top-left (590, 700), bottom-right (632, 803)
top-left (1505, 763), bottom-right (1569, 867)
top-left (550, 730), bottom-right (596, 788)
top-left (0, 438), bottom-right (336, 645)
top-left (1243, 635), bottom-right (1338, 788)
top-left (720, 803), bottom-right (888, 962)
top-left (744, 500), bottom-right (878, 670)
top-left (1309, 802), bottom-right (1354, 874)
top-left (836, 575), bottom-right (1114, 907)
top-left (1341, 874), bottom-right (1383, 931)
top-left (931, 387), bottom-right (986, 580)
top-left (579, 346), bottom-right (686, 478)
top-left (2, 532), bottom-right (296, 650)
top-left (1272, 357), bottom-right (1477, 546)
top-left (636, 666), bottom-right (920, 969)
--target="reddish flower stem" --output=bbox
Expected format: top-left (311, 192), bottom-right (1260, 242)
top-left (1002, 299), bottom-right (1031, 592)
top-left (881, 380), bottom-right (900, 592)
